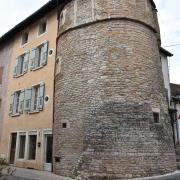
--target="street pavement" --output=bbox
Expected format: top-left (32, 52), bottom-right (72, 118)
top-left (1, 168), bottom-right (180, 180)
top-left (2, 175), bottom-right (180, 180)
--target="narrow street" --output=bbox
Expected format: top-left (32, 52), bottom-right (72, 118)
top-left (1, 168), bottom-right (180, 180)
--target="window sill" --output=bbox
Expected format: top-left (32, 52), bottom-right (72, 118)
top-left (28, 111), bottom-right (40, 114)
top-left (17, 158), bottom-right (25, 161)
top-left (14, 73), bottom-right (25, 78)
top-left (11, 113), bottom-right (20, 117)
top-left (31, 66), bottom-right (44, 72)
top-left (27, 159), bottom-right (36, 163)
top-left (38, 31), bottom-right (47, 38)
top-left (21, 42), bottom-right (29, 48)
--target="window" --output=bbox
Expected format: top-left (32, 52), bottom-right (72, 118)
top-left (0, 67), bottom-right (3, 84)
top-left (9, 90), bottom-right (24, 116)
top-left (33, 86), bottom-right (39, 111)
top-left (62, 123), bottom-right (67, 129)
top-left (15, 91), bottom-right (21, 114)
top-left (25, 83), bottom-right (45, 113)
top-left (18, 134), bottom-right (26, 159)
top-left (153, 112), bottom-right (160, 123)
top-left (31, 41), bottom-right (48, 70)
top-left (59, 10), bottom-right (66, 28)
top-left (28, 135), bottom-right (37, 160)
top-left (14, 52), bottom-right (29, 77)
top-left (21, 32), bottom-right (28, 45)
top-left (0, 99), bottom-right (1, 109)
top-left (38, 20), bottom-right (47, 35)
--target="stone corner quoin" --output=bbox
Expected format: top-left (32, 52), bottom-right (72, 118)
top-left (53, 0), bottom-right (177, 179)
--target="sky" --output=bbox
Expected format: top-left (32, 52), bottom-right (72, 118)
top-left (0, 0), bottom-right (179, 84)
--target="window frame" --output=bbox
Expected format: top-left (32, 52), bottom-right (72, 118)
top-left (38, 19), bottom-right (47, 37)
top-left (18, 132), bottom-right (27, 160)
top-left (10, 89), bottom-right (24, 116)
top-left (27, 132), bottom-right (37, 161)
top-left (152, 108), bottom-right (161, 124)
top-left (14, 51), bottom-right (29, 78)
top-left (30, 41), bottom-right (48, 71)
top-left (21, 32), bottom-right (29, 46)
top-left (26, 82), bottom-right (45, 114)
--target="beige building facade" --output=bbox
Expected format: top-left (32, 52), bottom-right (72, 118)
top-left (0, 2), bottom-right (58, 171)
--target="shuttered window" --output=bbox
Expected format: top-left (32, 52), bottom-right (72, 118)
top-left (25, 88), bottom-right (32, 113)
top-left (25, 83), bottom-right (45, 113)
top-left (14, 52), bottom-right (29, 77)
top-left (9, 90), bottom-right (24, 116)
top-left (30, 41), bottom-right (48, 70)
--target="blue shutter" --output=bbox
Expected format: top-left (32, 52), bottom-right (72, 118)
top-left (16, 57), bottom-right (21, 76)
top-left (13, 58), bottom-right (18, 77)
top-left (23, 52), bottom-right (29, 73)
top-left (31, 48), bottom-right (36, 70)
top-left (25, 88), bottom-right (32, 112)
top-left (18, 90), bottom-right (24, 114)
top-left (40, 41), bottom-right (48, 66)
top-left (9, 93), bottom-right (15, 115)
top-left (38, 83), bottom-right (45, 111)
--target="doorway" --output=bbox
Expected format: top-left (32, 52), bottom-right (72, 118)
top-left (44, 134), bottom-right (53, 171)
top-left (9, 133), bottom-right (17, 164)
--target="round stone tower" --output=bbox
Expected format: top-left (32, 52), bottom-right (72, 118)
top-left (53, 0), bottom-right (177, 179)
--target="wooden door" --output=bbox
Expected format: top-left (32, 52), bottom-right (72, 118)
top-left (9, 133), bottom-right (17, 164)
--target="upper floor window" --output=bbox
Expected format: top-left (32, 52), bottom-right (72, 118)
top-left (9, 83), bottom-right (45, 116)
top-left (21, 32), bottom-right (29, 45)
top-left (9, 90), bottom-right (24, 116)
top-left (59, 10), bottom-right (66, 28)
top-left (25, 82), bottom-right (45, 113)
top-left (38, 20), bottom-right (47, 36)
top-left (31, 41), bottom-right (48, 70)
top-left (14, 52), bottom-right (29, 77)
top-left (0, 67), bottom-right (3, 84)
top-left (0, 99), bottom-right (2, 109)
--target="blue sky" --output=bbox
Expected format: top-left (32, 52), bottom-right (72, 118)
top-left (0, 0), bottom-right (179, 84)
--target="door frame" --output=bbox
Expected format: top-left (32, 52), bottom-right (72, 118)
top-left (43, 129), bottom-right (52, 171)
top-left (9, 132), bottom-right (17, 164)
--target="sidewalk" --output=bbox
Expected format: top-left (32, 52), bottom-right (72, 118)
top-left (3, 167), bottom-right (73, 180)
top-left (2, 167), bottom-right (180, 180)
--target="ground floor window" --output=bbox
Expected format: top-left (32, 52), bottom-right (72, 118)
top-left (18, 134), bottom-right (26, 159)
top-left (28, 134), bottom-right (37, 160)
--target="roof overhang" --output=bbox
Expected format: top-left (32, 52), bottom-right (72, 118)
top-left (160, 47), bottom-right (173, 57)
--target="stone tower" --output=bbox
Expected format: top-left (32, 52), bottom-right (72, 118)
top-left (53, 0), bottom-right (177, 179)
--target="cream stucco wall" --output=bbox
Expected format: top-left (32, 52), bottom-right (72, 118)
top-left (161, 52), bottom-right (171, 105)
top-left (0, 9), bottom-right (58, 170)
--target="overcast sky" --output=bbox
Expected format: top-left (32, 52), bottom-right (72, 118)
top-left (0, 0), bottom-right (179, 84)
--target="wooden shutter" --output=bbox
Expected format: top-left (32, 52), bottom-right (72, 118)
top-left (38, 83), bottom-right (45, 111)
top-left (18, 90), bottom-right (24, 114)
top-left (25, 88), bottom-right (32, 112)
top-left (23, 52), bottom-right (29, 73)
top-left (16, 57), bottom-right (22, 76)
top-left (13, 58), bottom-right (19, 77)
top-left (30, 48), bottom-right (36, 70)
top-left (40, 41), bottom-right (48, 66)
top-left (9, 93), bottom-right (15, 115)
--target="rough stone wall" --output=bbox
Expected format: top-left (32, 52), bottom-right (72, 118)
top-left (54, 0), bottom-right (176, 179)
top-left (0, 42), bottom-right (13, 141)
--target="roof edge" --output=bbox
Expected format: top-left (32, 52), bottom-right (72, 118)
top-left (160, 47), bottom-right (173, 57)
top-left (0, 0), bottom-right (57, 45)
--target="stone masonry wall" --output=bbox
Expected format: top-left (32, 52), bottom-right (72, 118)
top-left (54, 0), bottom-right (176, 179)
